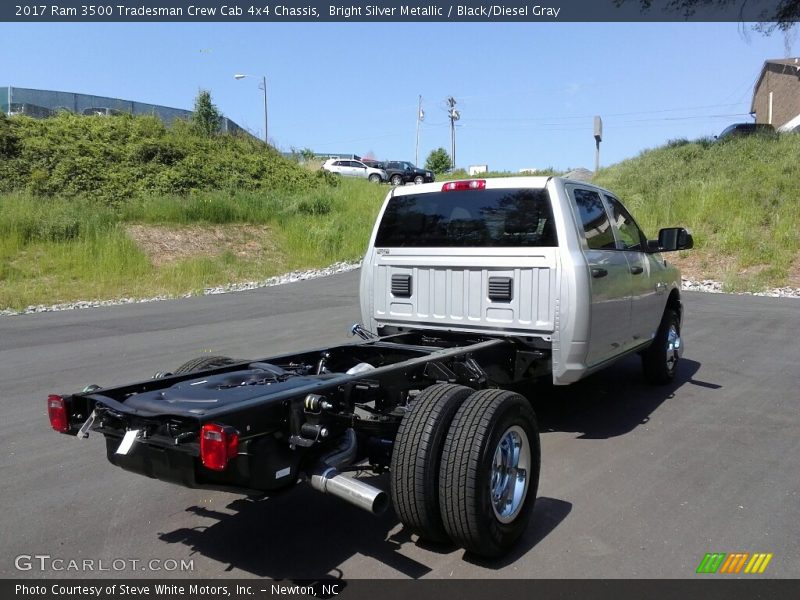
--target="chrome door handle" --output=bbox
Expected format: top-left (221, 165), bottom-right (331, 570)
top-left (591, 268), bottom-right (608, 278)
top-left (630, 266), bottom-right (644, 275)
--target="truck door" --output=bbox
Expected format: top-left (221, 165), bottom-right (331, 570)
top-left (603, 194), bottom-right (663, 347)
top-left (569, 186), bottom-right (633, 367)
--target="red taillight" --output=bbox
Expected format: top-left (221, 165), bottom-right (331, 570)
top-left (200, 423), bottom-right (239, 471)
top-left (441, 179), bottom-right (486, 192)
top-left (47, 394), bottom-right (69, 433)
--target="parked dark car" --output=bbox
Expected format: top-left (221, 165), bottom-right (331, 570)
top-left (716, 123), bottom-right (776, 140)
top-left (377, 161), bottom-right (435, 186)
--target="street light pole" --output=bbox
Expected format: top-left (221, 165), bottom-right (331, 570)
top-left (261, 75), bottom-right (268, 145)
top-left (235, 73), bottom-right (268, 145)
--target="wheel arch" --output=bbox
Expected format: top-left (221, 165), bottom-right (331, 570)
top-left (666, 288), bottom-right (682, 323)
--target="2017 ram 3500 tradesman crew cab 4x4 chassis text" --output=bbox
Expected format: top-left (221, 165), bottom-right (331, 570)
top-left (48, 177), bottom-right (692, 558)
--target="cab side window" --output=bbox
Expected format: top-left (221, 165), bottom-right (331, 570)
top-left (573, 188), bottom-right (616, 250)
top-left (604, 195), bottom-right (646, 251)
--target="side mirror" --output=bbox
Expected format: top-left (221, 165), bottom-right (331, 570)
top-left (651, 227), bottom-right (694, 252)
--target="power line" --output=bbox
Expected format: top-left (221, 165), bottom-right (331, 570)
top-left (461, 112), bottom-right (751, 133)
top-left (466, 102), bottom-right (749, 123)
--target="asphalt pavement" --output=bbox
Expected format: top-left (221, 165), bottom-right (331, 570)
top-left (1, 270), bottom-right (798, 579)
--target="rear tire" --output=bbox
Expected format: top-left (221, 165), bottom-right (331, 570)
top-left (642, 308), bottom-right (681, 384)
top-left (439, 389), bottom-right (540, 558)
top-left (174, 355), bottom-right (239, 375)
top-left (390, 383), bottom-right (473, 542)
top-left (390, 174), bottom-right (403, 186)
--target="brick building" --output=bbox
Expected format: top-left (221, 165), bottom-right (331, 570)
top-left (750, 58), bottom-right (800, 132)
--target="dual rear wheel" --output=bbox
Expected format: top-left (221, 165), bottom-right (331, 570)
top-left (390, 384), bottom-right (540, 558)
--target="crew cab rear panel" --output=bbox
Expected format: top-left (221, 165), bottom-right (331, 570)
top-left (362, 178), bottom-right (560, 338)
top-left (371, 249), bottom-right (557, 333)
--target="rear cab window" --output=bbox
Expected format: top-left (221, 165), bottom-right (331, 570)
top-left (572, 188), bottom-right (616, 250)
top-left (375, 188), bottom-right (557, 248)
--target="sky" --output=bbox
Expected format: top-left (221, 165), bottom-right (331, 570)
top-left (0, 21), bottom-right (794, 171)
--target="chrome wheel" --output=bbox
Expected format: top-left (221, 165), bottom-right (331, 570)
top-left (391, 175), bottom-right (403, 186)
top-left (489, 425), bottom-right (531, 523)
top-left (666, 325), bottom-right (681, 372)
top-left (414, 176), bottom-right (424, 184)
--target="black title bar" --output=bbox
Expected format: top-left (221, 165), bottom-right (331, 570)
top-left (1, 0), bottom-right (793, 22)
top-left (3, 579), bottom-right (799, 600)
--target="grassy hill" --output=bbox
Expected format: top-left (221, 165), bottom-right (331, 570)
top-left (0, 113), bottom-right (385, 310)
top-left (0, 111), bottom-right (333, 201)
top-left (1, 112), bottom-right (798, 311)
top-left (593, 134), bottom-right (800, 291)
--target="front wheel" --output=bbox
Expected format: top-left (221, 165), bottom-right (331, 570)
top-left (413, 175), bottom-right (424, 184)
top-left (368, 173), bottom-right (382, 183)
top-left (439, 389), bottom-right (540, 558)
top-left (641, 308), bottom-right (682, 384)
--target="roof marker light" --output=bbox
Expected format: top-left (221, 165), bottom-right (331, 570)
top-left (441, 180), bottom-right (486, 192)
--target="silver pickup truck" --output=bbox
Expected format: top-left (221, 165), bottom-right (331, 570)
top-left (49, 176), bottom-right (692, 559)
top-left (361, 176), bottom-right (693, 386)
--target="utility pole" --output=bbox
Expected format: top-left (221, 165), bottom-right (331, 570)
top-left (447, 96), bottom-right (460, 170)
top-left (593, 115), bottom-right (602, 174)
top-left (415, 95), bottom-right (424, 166)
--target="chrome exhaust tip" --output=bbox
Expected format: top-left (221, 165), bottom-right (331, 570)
top-left (310, 467), bottom-right (389, 515)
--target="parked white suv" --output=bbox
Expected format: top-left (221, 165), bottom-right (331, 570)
top-left (322, 159), bottom-right (387, 183)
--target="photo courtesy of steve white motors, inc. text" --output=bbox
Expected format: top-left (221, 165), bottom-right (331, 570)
top-left (14, 583), bottom-right (342, 597)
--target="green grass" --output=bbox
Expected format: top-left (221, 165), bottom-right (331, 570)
top-left (594, 134), bottom-right (800, 291)
top-left (2, 111), bottom-right (799, 310)
top-left (0, 112), bottom-right (386, 310)
top-left (0, 180), bottom-right (386, 310)
top-left (0, 111), bottom-right (336, 201)
top-left (439, 167), bottom-right (561, 180)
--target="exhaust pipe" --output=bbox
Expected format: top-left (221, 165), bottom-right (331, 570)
top-left (310, 467), bottom-right (389, 515)
top-left (307, 428), bottom-right (389, 515)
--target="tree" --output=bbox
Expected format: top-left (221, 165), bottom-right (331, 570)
top-left (616, 0), bottom-right (799, 32)
top-left (299, 148), bottom-right (316, 162)
top-left (425, 147), bottom-right (452, 174)
top-left (191, 89), bottom-right (220, 136)
top-left (0, 113), bottom-right (19, 158)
